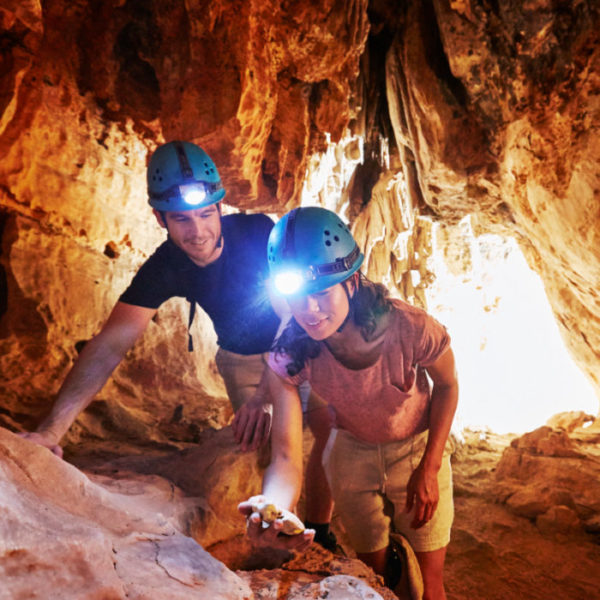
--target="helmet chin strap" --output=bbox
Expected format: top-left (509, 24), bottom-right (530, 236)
top-left (336, 277), bottom-right (356, 333)
top-left (216, 203), bottom-right (223, 248)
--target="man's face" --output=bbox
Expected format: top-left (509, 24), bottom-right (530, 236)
top-left (154, 205), bottom-right (222, 267)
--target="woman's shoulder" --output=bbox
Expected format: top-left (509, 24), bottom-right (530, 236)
top-left (268, 347), bottom-right (310, 386)
top-left (388, 297), bottom-right (428, 324)
top-left (386, 298), bottom-right (443, 340)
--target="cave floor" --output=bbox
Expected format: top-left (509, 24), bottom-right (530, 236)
top-left (317, 429), bottom-right (600, 600)
top-left (444, 430), bottom-right (600, 600)
top-left (67, 428), bottom-right (600, 600)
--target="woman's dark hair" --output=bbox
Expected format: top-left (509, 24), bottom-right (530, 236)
top-left (272, 273), bottom-right (393, 376)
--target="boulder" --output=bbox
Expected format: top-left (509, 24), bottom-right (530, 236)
top-left (0, 427), bottom-right (252, 599)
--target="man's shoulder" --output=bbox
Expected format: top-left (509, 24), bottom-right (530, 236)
top-left (119, 239), bottom-right (189, 307)
top-left (223, 212), bottom-right (275, 232)
top-left (222, 212), bottom-right (275, 249)
top-left (145, 239), bottom-right (191, 269)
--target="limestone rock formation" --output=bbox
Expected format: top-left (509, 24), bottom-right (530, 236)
top-left (494, 423), bottom-right (600, 535)
top-left (0, 425), bottom-right (398, 599)
top-left (447, 425), bottom-right (600, 600)
top-left (0, 427), bottom-right (253, 599)
top-left (1, 0), bottom-right (598, 436)
top-left (1, 0), bottom-right (600, 597)
top-left (379, 0), bottom-right (600, 396)
top-left (3, 413), bottom-right (600, 598)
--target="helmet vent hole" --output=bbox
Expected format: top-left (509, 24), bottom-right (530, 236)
top-left (334, 235), bottom-right (339, 242)
top-left (325, 240), bottom-right (332, 247)
top-left (324, 230), bottom-right (330, 236)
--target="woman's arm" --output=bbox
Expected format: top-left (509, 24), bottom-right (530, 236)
top-left (261, 367), bottom-right (305, 509)
top-left (238, 367), bottom-right (314, 550)
top-left (405, 347), bottom-right (459, 528)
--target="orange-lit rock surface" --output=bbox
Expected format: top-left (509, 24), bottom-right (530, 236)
top-left (446, 419), bottom-right (600, 600)
top-left (1, 0), bottom-right (598, 433)
top-left (2, 418), bottom-right (599, 599)
top-left (1, 0), bottom-right (600, 598)
top-left (0, 427), bottom-right (253, 599)
top-left (0, 425), bottom-right (397, 600)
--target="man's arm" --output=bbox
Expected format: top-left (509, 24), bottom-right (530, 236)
top-left (19, 301), bottom-right (156, 455)
top-left (231, 284), bottom-right (293, 451)
top-left (231, 365), bottom-right (273, 451)
top-left (405, 347), bottom-right (459, 528)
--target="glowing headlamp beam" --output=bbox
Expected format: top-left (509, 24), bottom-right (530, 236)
top-left (274, 271), bottom-right (304, 296)
top-left (182, 187), bottom-right (207, 205)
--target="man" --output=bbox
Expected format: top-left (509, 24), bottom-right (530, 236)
top-left (19, 141), bottom-right (336, 550)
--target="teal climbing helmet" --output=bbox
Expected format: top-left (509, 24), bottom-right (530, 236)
top-left (268, 206), bottom-right (364, 296)
top-left (147, 141), bottom-right (226, 211)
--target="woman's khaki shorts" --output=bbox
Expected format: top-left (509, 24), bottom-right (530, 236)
top-left (323, 428), bottom-right (454, 554)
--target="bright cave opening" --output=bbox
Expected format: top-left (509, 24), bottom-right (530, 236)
top-left (426, 217), bottom-right (598, 435)
top-left (301, 135), bottom-right (598, 436)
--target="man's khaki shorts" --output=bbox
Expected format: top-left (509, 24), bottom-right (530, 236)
top-left (323, 428), bottom-right (454, 554)
top-left (215, 347), bottom-right (325, 416)
top-left (215, 348), bottom-right (267, 412)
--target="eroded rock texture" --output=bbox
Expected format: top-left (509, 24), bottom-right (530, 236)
top-left (1, 0), bottom-right (600, 598)
top-left (0, 428), bottom-right (254, 599)
top-left (0, 0), bottom-right (372, 439)
top-left (0, 425), bottom-right (398, 600)
top-left (377, 0), bottom-right (600, 395)
top-left (1, 0), bottom-right (598, 435)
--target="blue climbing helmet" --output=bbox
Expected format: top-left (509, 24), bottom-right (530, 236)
top-left (268, 206), bottom-right (364, 296)
top-left (147, 141), bottom-right (226, 211)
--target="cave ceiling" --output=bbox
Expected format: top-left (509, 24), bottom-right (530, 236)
top-left (0, 0), bottom-right (598, 428)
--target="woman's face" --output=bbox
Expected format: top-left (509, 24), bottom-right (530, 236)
top-left (287, 281), bottom-right (352, 340)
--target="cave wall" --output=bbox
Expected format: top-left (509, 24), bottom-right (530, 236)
top-left (0, 0), bottom-right (598, 440)
top-left (0, 0), bottom-right (371, 440)
top-left (383, 0), bottom-right (600, 395)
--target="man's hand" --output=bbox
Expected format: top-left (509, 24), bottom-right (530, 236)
top-left (16, 431), bottom-right (63, 458)
top-left (232, 396), bottom-right (273, 452)
top-left (404, 462), bottom-right (439, 529)
top-left (238, 495), bottom-right (314, 552)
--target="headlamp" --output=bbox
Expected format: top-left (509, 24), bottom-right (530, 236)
top-left (272, 245), bottom-right (361, 296)
top-left (273, 271), bottom-right (305, 296)
top-left (179, 183), bottom-right (207, 205)
top-left (149, 179), bottom-right (224, 207)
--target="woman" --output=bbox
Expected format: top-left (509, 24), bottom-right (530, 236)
top-left (239, 207), bottom-right (458, 599)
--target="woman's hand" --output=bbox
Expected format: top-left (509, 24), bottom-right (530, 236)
top-left (404, 463), bottom-right (439, 529)
top-left (238, 495), bottom-right (315, 551)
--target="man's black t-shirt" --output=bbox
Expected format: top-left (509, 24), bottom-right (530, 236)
top-left (119, 213), bottom-right (280, 355)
